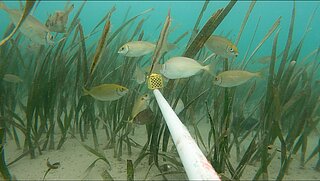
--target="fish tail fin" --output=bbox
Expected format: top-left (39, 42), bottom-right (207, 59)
top-left (202, 52), bottom-right (218, 76)
top-left (257, 66), bottom-right (269, 78)
top-left (256, 72), bottom-right (263, 78)
top-left (204, 62), bottom-right (216, 76)
top-left (82, 87), bottom-right (89, 96)
top-left (0, 2), bottom-right (8, 11)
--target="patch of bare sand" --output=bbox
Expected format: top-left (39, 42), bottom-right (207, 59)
top-left (2, 121), bottom-right (319, 180)
top-left (3, 125), bottom-right (186, 180)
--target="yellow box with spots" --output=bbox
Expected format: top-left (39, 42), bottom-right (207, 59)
top-left (147, 73), bottom-right (163, 89)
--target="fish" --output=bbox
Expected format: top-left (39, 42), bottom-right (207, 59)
top-left (118, 41), bottom-right (176, 57)
top-left (0, 2), bottom-right (54, 45)
top-left (133, 108), bottom-right (154, 125)
top-left (205, 35), bottom-right (238, 59)
top-left (131, 94), bottom-right (150, 120)
top-left (160, 56), bottom-right (213, 79)
top-left (118, 41), bottom-right (155, 57)
top-left (133, 65), bottom-right (146, 84)
top-left (3, 74), bottom-right (23, 83)
top-left (252, 56), bottom-right (272, 64)
top-left (83, 84), bottom-right (128, 101)
top-left (45, 4), bottom-right (74, 33)
top-left (213, 70), bottom-right (262, 87)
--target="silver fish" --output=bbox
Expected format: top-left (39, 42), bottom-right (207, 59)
top-left (118, 41), bottom-right (155, 57)
top-left (0, 2), bottom-right (54, 45)
top-left (213, 70), bottom-right (261, 87)
top-left (45, 4), bottom-right (74, 33)
top-left (160, 57), bottom-right (212, 79)
top-left (118, 41), bottom-right (176, 57)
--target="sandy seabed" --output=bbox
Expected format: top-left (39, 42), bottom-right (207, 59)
top-left (2, 122), bottom-right (319, 180)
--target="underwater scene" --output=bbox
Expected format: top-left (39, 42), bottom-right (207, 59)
top-left (0, 0), bottom-right (319, 180)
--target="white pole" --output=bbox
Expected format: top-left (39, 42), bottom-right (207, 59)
top-left (153, 89), bottom-right (220, 180)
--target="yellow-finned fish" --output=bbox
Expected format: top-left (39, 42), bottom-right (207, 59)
top-left (133, 108), bottom-right (154, 125)
top-left (131, 94), bottom-right (150, 121)
top-left (205, 35), bottom-right (238, 59)
top-left (213, 70), bottom-right (262, 87)
top-left (83, 84), bottom-right (128, 101)
top-left (0, 2), bottom-right (54, 45)
top-left (160, 56), bottom-right (213, 79)
top-left (3, 74), bottom-right (23, 83)
top-left (45, 4), bottom-right (74, 33)
top-left (118, 41), bottom-right (176, 57)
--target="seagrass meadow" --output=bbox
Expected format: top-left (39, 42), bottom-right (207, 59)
top-left (0, 0), bottom-right (319, 180)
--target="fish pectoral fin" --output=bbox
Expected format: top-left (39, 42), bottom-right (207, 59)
top-left (204, 62), bottom-right (216, 76)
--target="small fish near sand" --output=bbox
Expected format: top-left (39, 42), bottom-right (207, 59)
top-left (83, 84), bottom-right (128, 101)
top-left (131, 94), bottom-right (151, 121)
top-left (45, 4), bottom-right (74, 33)
top-left (133, 108), bottom-right (154, 125)
top-left (205, 35), bottom-right (238, 59)
top-left (213, 70), bottom-right (262, 88)
top-left (160, 56), bottom-right (213, 79)
top-left (118, 41), bottom-right (176, 57)
top-left (0, 2), bottom-right (54, 45)
top-left (3, 74), bottom-right (23, 83)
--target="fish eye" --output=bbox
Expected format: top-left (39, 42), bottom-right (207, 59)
top-left (47, 33), bottom-right (53, 40)
top-left (141, 94), bottom-right (149, 100)
top-left (214, 77), bottom-right (219, 81)
top-left (121, 47), bottom-right (125, 50)
top-left (228, 47), bottom-right (234, 52)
